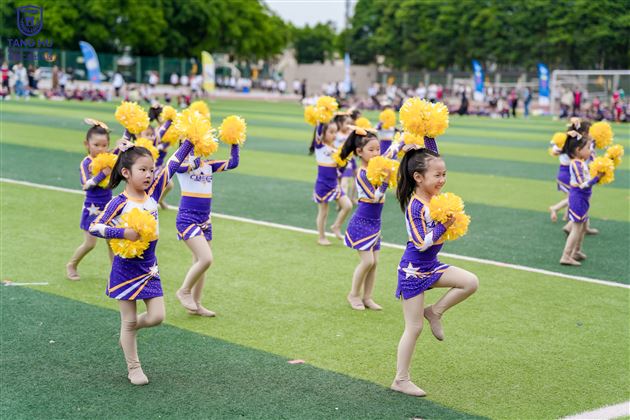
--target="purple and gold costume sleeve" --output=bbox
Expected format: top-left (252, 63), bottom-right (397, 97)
top-left (357, 168), bottom-right (388, 201)
top-left (407, 199), bottom-right (447, 251)
top-left (208, 145), bottom-right (240, 173)
top-left (89, 195), bottom-right (127, 239)
top-left (313, 123), bottom-right (325, 149)
top-left (586, 175), bottom-right (601, 187)
top-left (383, 141), bottom-right (403, 160)
top-left (175, 155), bottom-right (200, 173)
top-left (148, 139), bottom-right (194, 201)
top-left (424, 137), bottom-right (439, 154)
top-left (156, 120), bottom-right (172, 141)
top-left (80, 157), bottom-right (107, 189)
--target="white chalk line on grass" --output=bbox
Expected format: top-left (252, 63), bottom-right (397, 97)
top-left (2, 177), bottom-right (629, 290)
top-left (562, 400), bottom-right (630, 420)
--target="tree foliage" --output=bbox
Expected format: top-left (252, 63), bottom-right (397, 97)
top-left (346, 0), bottom-right (630, 70)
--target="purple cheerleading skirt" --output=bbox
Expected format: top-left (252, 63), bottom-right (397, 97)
top-left (396, 243), bottom-right (449, 299)
top-left (344, 208), bottom-right (382, 251)
top-left (556, 165), bottom-right (570, 193)
top-left (106, 242), bottom-right (163, 301)
top-left (176, 207), bottom-right (212, 241)
top-left (80, 200), bottom-right (110, 231)
top-left (568, 187), bottom-right (591, 223)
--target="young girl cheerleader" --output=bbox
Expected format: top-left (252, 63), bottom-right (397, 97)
top-left (391, 145), bottom-right (479, 397)
top-left (90, 137), bottom-right (194, 385)
top-left (310, 122), bottom-right (353, 245)
top-left (340, 128), bottom-right (399, 311)
top-left (66, 120), bottom-right (114, 281)
top-left (548, 133), bottom-right (571, 223)
top-left (559, 132), bottom-right (604, 266)
top-left (174, 140), bottom-right (241, 315)
top-left (333, 112), bottom-right (357, 200)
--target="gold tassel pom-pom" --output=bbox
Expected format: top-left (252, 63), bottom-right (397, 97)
top-left (304, 106), bottom-right (318, 126)
top-left (90, 152), bottom-right (117, 187)
top-left (218, 115), bottom-right (247, 145)
top-left (605, 144), bottom-right (624, 167)
top-left (110, 208), bottom-right (158, 259)
top-left (379, 108), bottom-right (396, 129)
top-left (188, 100), bottom-right (211, 121)
top-left (355, 117), bottom-right (372, 129)
top-left (160, 105), bottom-right (177, 122)
top-left (589, 121), bottom-right (613, 149)
top-left (367, 156), bottom-right (398, 187)
top-left (589, 156), bottom-right (615, 185)
top-left (551, 132), bottom-right (567, 149)
top-left (115, 101), bottom-right (149, 135)
top-left (134, 137), bottom-right (159, 160)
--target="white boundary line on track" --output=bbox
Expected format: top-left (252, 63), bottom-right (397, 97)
top-left (2, 177), bottom-right (629, 289)
top-left (562, 400), bottom-right (630, 419)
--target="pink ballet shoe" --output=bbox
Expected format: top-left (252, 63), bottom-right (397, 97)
top-left (66, 263), bottom-right (80, 281)
top-left (176, 289), bottom-right (198, 311)
top-left (390, 379), bottom-right (426, 397)
top-left (424, 305), bottom-right (444, 341)
top-left (127, 366), bottom-right (149, 386)
top-left (347, 293), bottom-right (365, 310)
top-left (363, 299), bottom-right (382, 310)
top-left (187, 304), bottom-right (216, 317)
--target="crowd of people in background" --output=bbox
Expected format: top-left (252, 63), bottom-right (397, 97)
top-left (2, 60), bottom-right (627, 123)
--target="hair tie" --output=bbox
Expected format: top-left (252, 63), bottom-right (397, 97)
top-left (84, 118), bottom-right (110, 131)
top-left (118, 139), bottom-right (135, 152)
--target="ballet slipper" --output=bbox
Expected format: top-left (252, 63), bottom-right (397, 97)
top-left (66, 263), bottom-right (80, 281)
top-left (347, 293), bottom-right (365, 310)
top-left (363, 299), bottom-right (383, 310)
top-left (176, 289), bottom-right (198, 311)
top-left (424, 305), bottom-right (444, 341)
top-left (127, 366), bottom-right (149, 386)
top-left (390, 379), bottom-right (426, 397)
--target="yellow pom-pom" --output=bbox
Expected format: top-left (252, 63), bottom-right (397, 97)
top-left (429, 193), bottom-right (469, 241)
top-left (605, 144), bottom-right (624, 167)
top-left (188, 100), bottom-right (211, 121)
top-left (304, 106), bottom-right (318, 126)
top-left (589, 121), bottom-right (613, 149)
top-left (160, 105), bottom-right (177, 122)
top-left (589, 156), bottom-right (615, 184)
top-left (366, 156), bottom-right (398, 188)
top-left (443, 212), bottom-right (471, 241)
top-left (388, 160), bottom-right (400, 188)
top-left (332, 147), bottom-right (351, 167)
top-left (161, 116), bottom-right (183, 145)
top-left (551, 132), bottom-right (566, 149)
top-left (399, 98), bottom-right (449, 138)
top-left (218, 115), bottom-right (247, 145)
top-left (355, 117), bottom-right (372, 129)
top-left (110, 208), bottom-right (158, 259)
top-left (175, 108), bottom-right (217, 157)
top-left (428, 193), bottom-right (465, 224)
top-left (115, 101), bottom-right (149, 135)
top-left (134, 137), bottom-right (159, 160)
top-left (402, 131), bottom-right (425, 147)
top-left (316, 96), bottom-right (339, 114)
top-left (379, 108), bottom-right (397, 129)
top-left (315, 106), bottom-right (334, 124)
top-left (425, 101), bottom-right (449, 138)
top-left (91, 152), bottom-right (117, 187)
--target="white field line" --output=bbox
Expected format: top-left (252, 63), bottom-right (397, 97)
top-left (562, 400), bottom-right (630, 420)
top-left (2, 177), bottom-right (629, 289)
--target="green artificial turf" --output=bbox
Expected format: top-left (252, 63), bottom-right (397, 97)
top-left (1, 182), bottom-right (629, 419)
